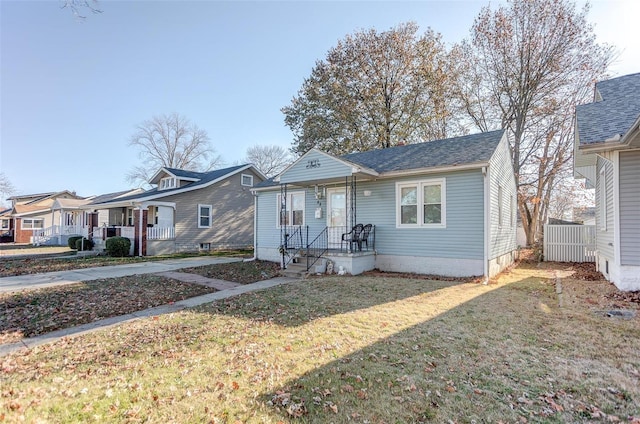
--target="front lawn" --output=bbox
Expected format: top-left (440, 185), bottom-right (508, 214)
top-left (2, 264), bottom-right (639, 422)
top-left (182, 260), bottom-right (281, 284)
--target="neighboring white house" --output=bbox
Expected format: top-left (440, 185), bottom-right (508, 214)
top-left (574, 72), bottom-right (640, 291)
top-left (252, 130), bottom-right (518, 279)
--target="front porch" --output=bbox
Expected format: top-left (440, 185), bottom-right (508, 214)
top-left (279, 224), bottom-right (377, 275)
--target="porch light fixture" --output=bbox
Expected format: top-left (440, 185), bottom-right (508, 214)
top-left (363, 190), bottom-right (372, 197)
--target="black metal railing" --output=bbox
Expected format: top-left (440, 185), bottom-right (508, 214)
top-left (281, 225), bottom-right (306, 268)
top-left (306, 226), bottom-right (328, 271)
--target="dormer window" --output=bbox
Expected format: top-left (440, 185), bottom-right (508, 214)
top-left (159, 177), bottom-right (177, 190)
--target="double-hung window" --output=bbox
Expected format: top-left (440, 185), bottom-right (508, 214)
top-left (160, 177), bottom-right (177, 190)
top-left (277, 192), bottom-right (305, 227)
top-left (396, 179), bottom-right (445, 228)
top-left (198, 204), bottom-right (212, 228)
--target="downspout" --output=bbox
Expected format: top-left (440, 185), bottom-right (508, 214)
top-left (244, 192), bottom-right (258, 262)
top-left (482, 166), bottom-right (489, 284)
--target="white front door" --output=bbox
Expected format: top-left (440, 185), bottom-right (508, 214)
top-left (156, 206), bottom-right (174, 228)
top-left (327, 188), bottom-right (347, 248)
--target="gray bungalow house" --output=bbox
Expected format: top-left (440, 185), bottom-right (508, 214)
top-left (574, 72), bottom-right (640, 291)
top-left (84, 164), bottom-right (265, 256)
top-left (252, 130), bottom-right (517, 279)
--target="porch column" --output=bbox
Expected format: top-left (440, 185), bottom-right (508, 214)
top-left (133, 208), bottom-right (148, 256)
top-left (57, 209), bottom-right (62, 245)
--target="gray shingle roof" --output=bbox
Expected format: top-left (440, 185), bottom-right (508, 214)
top-left (87, 189), bottom-right (142, 205)
top-left (163, 168), bottom-right (207, 179)
top-left (254, 130), bottom-right (505, 188)
top-left (576, 73), bottom-right (640, 145)
top-left (343, 130), bottom-right (504, 173)
top-left (93, 164), bottom-right (250, 204)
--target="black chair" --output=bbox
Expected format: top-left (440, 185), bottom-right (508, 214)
top-left (341, 224), bottom-right (363, 252)
top-left (359, 224), bottom-right (373, 250)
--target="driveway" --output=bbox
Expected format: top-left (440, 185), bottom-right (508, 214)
top-left (0, 256), bottom-right (243, 293)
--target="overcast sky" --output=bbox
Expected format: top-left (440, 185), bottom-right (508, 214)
top-left (1, 0), bottom-right (638, 199)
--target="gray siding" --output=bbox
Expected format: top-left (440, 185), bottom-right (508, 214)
top-left (620, 150), bottom-right (640, 265)
top-left (161, 169), bottom-right (262, 250)
top-left (256, 169), bottom-right (485, 260)
top-left (279, 150), bottom-right (353, 183)
top-left (596, 156), bottom-right (615, 259)
top-left (488, 135), bottom-right (518, 260)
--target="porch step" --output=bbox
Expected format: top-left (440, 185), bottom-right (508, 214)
top-left (280, 263), bottom-right (309, 279)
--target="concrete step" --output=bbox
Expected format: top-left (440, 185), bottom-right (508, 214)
top-left (280, 262), bottom-right (308, 279)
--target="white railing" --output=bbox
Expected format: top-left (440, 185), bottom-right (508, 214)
top-left (119, 226), bottom-right (135, 239)
top-left (544, 224), bottom-right (596, 263)
top-left (147, 226), bottom-right (175, 240)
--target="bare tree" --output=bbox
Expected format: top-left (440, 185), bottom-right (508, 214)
top-left (0, 173), bottom-right (16, 207)
top-left (127, 113), bottom-right (224, 187)
top-left (283, 22), bottom-right (458, 156)
top-left (454, 0), bottom-right (614, 245)
top-left (61, 0), bottom-right (102, 19)
top-left (243, 145), bottom-right (292, 178)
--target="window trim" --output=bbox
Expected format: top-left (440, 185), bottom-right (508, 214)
top-left (396, 178), bottom-right (446, 228)
top-left (21, 218), bottom-right (44, 230)
top-left (276, 191), bottom-right (306, 228)
top-left (159, 177), bottom-right (177, 190)
top-left (498, 185), bottom-right (503, 228)
top-left (1, 219), bottom-right (10, 230)
top-left (198, 204), bottom-right (213, 228)
top-left (241, 174), bottom-right (254, 187)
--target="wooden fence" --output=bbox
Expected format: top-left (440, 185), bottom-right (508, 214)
top-left (543, 224), bottom-right (596, 263)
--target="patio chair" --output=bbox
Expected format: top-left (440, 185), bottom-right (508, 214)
top-left (341, 224), bottom-right (364, 252)
top-left (359, 224), bottom-right (373, 251)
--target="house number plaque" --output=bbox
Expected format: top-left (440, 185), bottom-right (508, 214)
top-left (306, 159), bottom-right (321, 169)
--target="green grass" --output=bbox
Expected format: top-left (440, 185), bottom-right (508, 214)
top-left (1, 265), bottom-right (639, 423)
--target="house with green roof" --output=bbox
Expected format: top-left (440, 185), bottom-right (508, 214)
top-left (574, 72), bottom-right (640, 291)
top-left (84, 164), bottom-right (265, 256)
top-left (252, 130), bottom-right (518, 279)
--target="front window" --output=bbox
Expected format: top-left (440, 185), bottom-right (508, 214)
top-left (396, 179), bottom-right (445, 228)
top-left (198, 204), bottom-right (212, 228)
top-left (22, 219), bottom-right (44, 230)
top-left (277, 192), bottom-right (305, 227)
top-left (126, 208), bottom-right (135, 226)
top-left (1, 219), bottom-right (9, 230)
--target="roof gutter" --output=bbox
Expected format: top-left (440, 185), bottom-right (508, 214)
top-left (379, 161), bottom-right (489, 178)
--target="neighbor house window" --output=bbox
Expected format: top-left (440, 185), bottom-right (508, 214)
top-left (396, 179), bottom-right (445, 228)
top-left (1, 219), bottom-right (9, 229)
top-left (22, 218), bottom-right (44, 229)
top-left (241, 174), bottom-right (253, 187)
top-left (277, 192), bottom-right (305, 227)
top-left (198, 204), bottom-right (212, 228)
top-left (126, 208), bottom-right (135, 226)
top-left (160, 177), bottom-right (177, 190)
top-left (510, 195), bottom-right (515, 228)
top-left (199, 243), bottom-right (211, 251)
top-left (599, 168), bottom-right (607, 231)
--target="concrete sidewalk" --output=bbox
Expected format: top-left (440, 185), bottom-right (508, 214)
top-left (0, 276), bottom-right (298, 357)
top-left (0, 256), bottom-right (244, 293)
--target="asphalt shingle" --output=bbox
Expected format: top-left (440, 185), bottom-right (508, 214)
top-left (576, 73), bottom-right (640, 145)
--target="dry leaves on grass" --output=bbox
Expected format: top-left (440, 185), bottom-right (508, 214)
top-left (182, 260), bottom-right (280, 284)
top-left (0, 256), bottom-right (148, 278)
top-left (0, 275), bottom-right (216, 344)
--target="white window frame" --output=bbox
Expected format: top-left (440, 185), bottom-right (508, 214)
top-left (126, 208), bottom-right (134, 226)
top-left (199, 242), bottom-right (211, 251)
top-left (22, 218), bottom-right (44, 230)
top-left (198, 204), bottom-right (212, 228)
top-left (241, 174), bottom-right (254, 187)
top-left (599, 168), bottom-right (607, 231)
top-left (276, 191), bottom-right (305, 228)
top-left (160, 177), bottom-right (177, 190)
top-left (396, 178), bottom-right (446, 228)
top-left (510, 195), bottom-right (515, 228)
top-left (1, 219), bottom-right (10, 230)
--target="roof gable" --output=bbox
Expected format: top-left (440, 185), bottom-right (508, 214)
top-left (92, 164), bottom-right (259, 205)
top-left (576, 73), bottom-right (640, 145)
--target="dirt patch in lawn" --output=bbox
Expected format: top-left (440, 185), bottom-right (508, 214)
top-left (181, 260), bottom-right (280, 284)
top-left (0, 275), bottom-right (216, 345)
